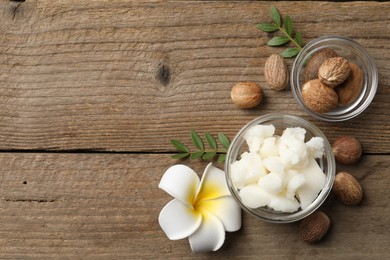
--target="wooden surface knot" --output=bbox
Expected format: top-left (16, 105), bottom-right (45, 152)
top-left (9, 0), bottom-right (25, 20)
top-left (157, 60), bottom-right (171, 86)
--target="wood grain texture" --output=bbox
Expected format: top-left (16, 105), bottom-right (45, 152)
top-left (0, 1), bottom-right (389, 259)
top-left (0, 0), bottom-right (389, 153)
top-left (0, 153), bottom-right (388, 259)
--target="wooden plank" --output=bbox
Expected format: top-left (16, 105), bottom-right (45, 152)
top-left (0, 153), bottom-right (388, 259)
top-left (0, 1), bottom-right (389, 153)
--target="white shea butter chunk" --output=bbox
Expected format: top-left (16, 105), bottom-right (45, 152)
top-left (240, 183), bottom-right (300, 213)
top-left (258, 171), bottom-right (283, 194)
top-left (239, 184), bottom-right (271, 208)
top-left (260, 136), bottom-right (280, 158)
top-left (233, 124), bottom-right (326, 213)
top-left (279, 127), bottom-right (309, 169)
top-left (286, 173), bottom-right (306, 200)
top-left (296, 157), bottom-right (326, 209)
top-left (306, 137), bottom-right (325, 158)
top-left (268, 195), bottom-right (300, 213)
top-left (263, 156), bottom-right (285, 174)
top-left (244, 124), bottom-right (275, 153)
top-left (231, 152), bottom-right (266, 189)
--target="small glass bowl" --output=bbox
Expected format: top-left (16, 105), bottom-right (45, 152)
top-left (291, 35), bottom-right (378, 122)
top-left (225, 114), bottom-right (335, 223)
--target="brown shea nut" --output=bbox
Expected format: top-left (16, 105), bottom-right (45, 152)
top-left (336, 63), bottom-right (363, 105)
top-left (318, 57), bottom-right (351, 88)
top-left (264, 54), bottom-right (289, 91)
top-left (332, 136), bottom-right (362, 165)
top-left (299, 211), bottom-right (331, 243)
top-left (333, 171), bottom-right (363, 205)
top-left (231, 82), bottom-right (263, 109)
top-left (302, 79), bottom-right (338, 113)
top-left (303, 48), bottom-right (338, 82)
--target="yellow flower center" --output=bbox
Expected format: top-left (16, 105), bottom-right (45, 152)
top-left (192, 181), bottom-right (224, 215)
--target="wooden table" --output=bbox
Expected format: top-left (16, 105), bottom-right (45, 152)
top-left (0, 0), bottom-right (389, 258)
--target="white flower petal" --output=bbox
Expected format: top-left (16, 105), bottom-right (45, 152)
top-left (195, 163), bottom-right (231, 201)
top-left (159, 164), bottom-right (200, 205)
top-left (197, 196), bottom-right (241, 232)
top-left (158, 199), bottom-right (202, 240)
top-left (188, 211), bottom-right (225, 253)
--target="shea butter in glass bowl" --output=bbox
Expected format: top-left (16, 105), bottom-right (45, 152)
top-left (291, 35), bottom-right (378, 122)
top-left (225, 114), bottom-right (335, 223)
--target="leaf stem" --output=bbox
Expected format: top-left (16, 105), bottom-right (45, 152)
top-left (192, 149), bottom-right (227, 154)
top-left (277, 24), bottom-right (302, 50)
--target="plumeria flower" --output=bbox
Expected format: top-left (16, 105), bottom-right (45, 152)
top-left (158, 163), bottom-right (241, 253)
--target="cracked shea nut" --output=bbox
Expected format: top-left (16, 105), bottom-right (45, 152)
top-left (336, 63), bottom-right (364, 105)
top-left (333, 171), bottom-right (363, 205)
top-left (264, 54), bottom-right (289, 91)
top-left (231, 82), bottom-right (263, 108)
top-left (332, 136), bottom-right (362, 165)
top-left (303, 48), bottom-right (338, 82)
top-left (302, 79), bottom-right (338, 113)
top-left (318, 57), bottom-right (351, 88)
top-left (299, 211), bottom-right (331, 243)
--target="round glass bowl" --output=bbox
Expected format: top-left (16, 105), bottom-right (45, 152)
top-left (225, 114), bottom-right (335, 223)
top-left (291, 35), bottom-right (378, 122)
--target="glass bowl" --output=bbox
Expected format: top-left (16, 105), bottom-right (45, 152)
top-left (224, 114), bottom-right (335, 223)
top-left (291, 35), bottom-right (378, 122)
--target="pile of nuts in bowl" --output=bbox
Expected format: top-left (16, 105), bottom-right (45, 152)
top-left (301, 49), bottom-right (363, 113)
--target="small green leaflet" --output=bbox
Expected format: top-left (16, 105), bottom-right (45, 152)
top-left (295, 31), bottom-right (303, 47)
top-left (267, 36), bottom-right (290, 46)
top-left (270, 6), bottom-right (281, 27)
top-left (190, 129), bottom-right (204, 151)
top-left (217, 154), bottom-right (226, 163)
top-left (202, 152), bottom-right (216, 160)
top-left (284, 16), bottom-right (293, 36)
top-left (256, 23), bottom-right (278, 33)
top-left (280, 47), bottom-right (300, 58)
top-left (171, 153), bottom-right (189, 159)
top-left (205, 132), bottom-right (217, 150)
top-left (170, 139), bottom-right (189, 153)
top-left (190, 151), bottom-right (204, 160)
top-left (218, 133), bottom-right (230, 150)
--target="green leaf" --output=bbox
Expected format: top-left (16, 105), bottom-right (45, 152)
top-left (256, 23), bottom-right (278, 33)
top-left (190, 151), bottom-right (204, 160)
top-left (217, 154), bottom-right (226, 163)
top-left (190, 129), bottom-right (204, 151)
top-left (205, 132), bottom-right (217, 150)
top-left (218, 133), bottom-right (230, 150)
top-left (171, 153), bottom-right (189, 159)
top-left (284, 15), bottom-right (293, 36)
top-left (170, 139), bottom-right (189, 153)
top-left (202, 152), bottom-right (217, 160)
top-left (267, 36), bottom-right (290, 46)
top-left (270, 6), bottom-right (281, 27)
top-left (280, 47), bottom-right (300, 58)
top-left (295, 31), bottom-right (303, 47)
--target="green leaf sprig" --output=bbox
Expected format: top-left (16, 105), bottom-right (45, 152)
top-left (256, 6), bottom-right (304, 58)
top-left (170, 130), bottom-right (230, 163)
